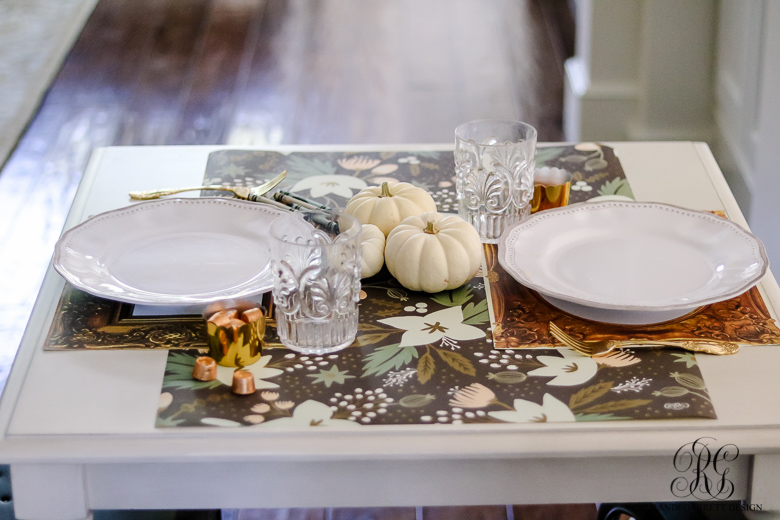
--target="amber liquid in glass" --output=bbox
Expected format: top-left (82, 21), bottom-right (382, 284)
top-left (531, 181), bottom-right (571, 213)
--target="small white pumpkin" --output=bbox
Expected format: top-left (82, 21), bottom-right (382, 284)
top-left (385, 212), bottom-right (482, 293)
top-left (360, 224), bottom-right (386, 278)
top-left (345, 181), bottom-right (437, 236)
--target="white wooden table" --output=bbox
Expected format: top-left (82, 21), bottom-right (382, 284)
top-left (1, 143), bottom-right (779, 519)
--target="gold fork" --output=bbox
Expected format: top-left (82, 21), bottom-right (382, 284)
top-left (129, 170), bottom-right (287, 201)
top-left (548, 322), bottom-right (740, 356)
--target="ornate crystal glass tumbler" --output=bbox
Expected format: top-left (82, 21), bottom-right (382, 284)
top-left (270, 211), bottom-right (363, 355)
top-left (455, 119), bottom-right (537, 243)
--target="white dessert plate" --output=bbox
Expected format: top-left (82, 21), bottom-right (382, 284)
top-left (54, 198), bottom-right (293, 305)
top-left (498, 201), bottom-right (768, 314)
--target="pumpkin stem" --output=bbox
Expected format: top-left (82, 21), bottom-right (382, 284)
top-left (380, 182), bottom-right (393, 197)
top-left (424, 220), bottom-right (438, 234)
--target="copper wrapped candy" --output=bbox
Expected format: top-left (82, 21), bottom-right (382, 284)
top-left (206, 307), bottom-right (266, 367)
top-left (231, 369), bottom-right (256, 395)
top-left (192, 356), bottom-right (217, 381)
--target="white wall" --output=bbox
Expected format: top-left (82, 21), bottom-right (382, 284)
top-left (565, 0), bottom-right (780, 267)
top-left (564, 0), bottom-right (716, 143)
top-left (714, 0), bottom-right (780, 266)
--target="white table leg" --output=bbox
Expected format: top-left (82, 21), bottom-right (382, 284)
top-left (10, 464), bottom-right (90, 520)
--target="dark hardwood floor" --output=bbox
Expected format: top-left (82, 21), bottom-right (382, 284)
top-left (0, 1), bottom-right (583, 518)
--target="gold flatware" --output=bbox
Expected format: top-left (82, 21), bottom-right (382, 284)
top-left (548, 322), bottom-right (740, 356)
top-left (129, 170), bottom-right (287, 201)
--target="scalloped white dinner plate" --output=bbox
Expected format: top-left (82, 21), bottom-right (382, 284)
top-left (54, 198), bottom-right (293, 305)
top-left (498, 201), bottom-right (768, 313)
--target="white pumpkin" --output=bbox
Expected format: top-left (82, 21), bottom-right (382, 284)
top-left (385, 212), bottom-right (482, 293)
top-left (345, 181), bottom-right (437, 236)
top-left (360, 224), bottom-right (386, 278)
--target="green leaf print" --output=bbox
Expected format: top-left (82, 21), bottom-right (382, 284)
top-left (559, 154), bottom-right (588, 165)
top-left (462, 299), bottom-right (489, 325)
top-left (431, 285), bottom-right (474, 307)
top-left (399, 394), bottom-right (436, 408)
top-left (362, 344), bottom-right (418, 377)
top-left (535, 147), bottom-right (564, 165)
top-left (597, 177), bottom-right (634, 199)
top-left (163, 352), bottom-right (221, 390)
top-left (406, 151), bottom-right (441, 159)
top-left (156, 415), bottom-right (186, 427)
top-left (285, 155), bottom-right (337, 178)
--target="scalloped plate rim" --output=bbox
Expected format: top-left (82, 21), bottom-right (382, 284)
top-left (53, 198), bottom-right (292, 305)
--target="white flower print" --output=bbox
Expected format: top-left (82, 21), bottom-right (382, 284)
top-left (158, 392), bottom-right (173, 412)
top-left (215, 355), bottom-right (283, 390)
top-left (611, 377), bottom-right (652, 394)
top-left (383, 368), bottom-right (417, 387)
top-left (489, 394), bottom-right (575, 423)
top-left (200, 417), bottom-right (242, 427)
top-left (397, 156), bottom-right (421, 165)
top-left (403, 302), bottom-right (428, 313)
top-left (378, 306), bottom-right (484, 348)
top-left (290, 174), bottom-right (367, 199)
top-left (527, 348), bottom-right (598, 386)
top-left (574, 142), bottom-right (601, 152)
top-left (571, 180), bottom-right (592, 192)
top-left (255, 400), bottom-right (360, 428)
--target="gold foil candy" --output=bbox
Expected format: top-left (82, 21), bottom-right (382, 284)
top-left (206, 307), bottom-right (266, 367)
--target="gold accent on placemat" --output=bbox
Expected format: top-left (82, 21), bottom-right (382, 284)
top-left (484, 244), bottom-right (780, 349)
top-left (45, 286), bottom-right (205, 350)
top-left (45, 284), bottom-right (296, 351)
top-left (45, 285), bottom-right (273, 351)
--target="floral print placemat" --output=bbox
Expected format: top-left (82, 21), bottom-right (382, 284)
top-left (154, 144), bottom-right (729, 428)
top-left (200, 143), bottom-right (633, 213)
